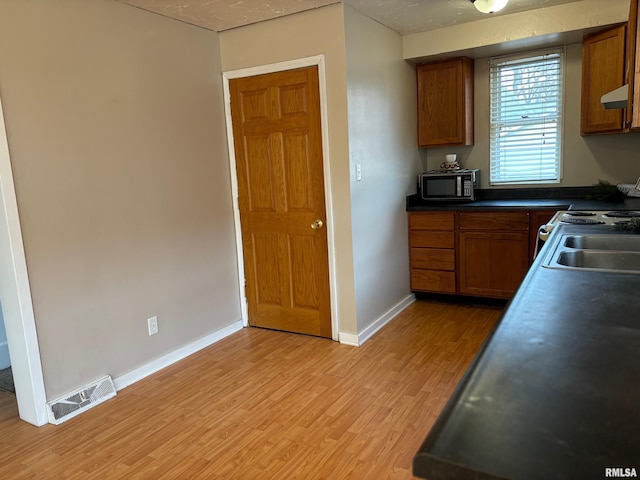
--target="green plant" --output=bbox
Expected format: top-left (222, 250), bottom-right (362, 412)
top-left (586, 180), bottom-right (626, 201)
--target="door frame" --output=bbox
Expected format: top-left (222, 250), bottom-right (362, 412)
top-left (0, 95), bottom-right (48, 426)
top-left (222, 55), bottom-right (338, 340)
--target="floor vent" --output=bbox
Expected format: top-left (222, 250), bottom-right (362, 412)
top-left (46, 375), bottom-right (116, 425)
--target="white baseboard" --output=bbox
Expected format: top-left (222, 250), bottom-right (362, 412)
top-left (337, 332), bottom-right (359, 346)
top-left (113, 294), bottom-right (414, 390)
top-left (113, 320), bottom-right (244, 391)
top-left (339, 294), bottom-right (415, 347)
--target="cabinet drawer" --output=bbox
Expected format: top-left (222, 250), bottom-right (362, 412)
top-left (409, 212), bottom-right (454, 231)
top-left (459, 212), bottom-right (529, 231)
top-left (409, 231), bottom-right (455, 248)
top-left (410, 248), bottom-right (455, 271)
top-left (411, 269), bottom-right (456, 294)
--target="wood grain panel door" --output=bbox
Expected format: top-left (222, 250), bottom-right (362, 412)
top-left (229, 66), bottom-right (331, 338)
top-left (458, 231), bottom-right (530, 299)
top-left (417, 57), bottom-right (474, 147)
top-left (581, 24), bottom-right (626, 135)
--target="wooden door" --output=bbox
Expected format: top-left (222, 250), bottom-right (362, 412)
top-left (229, 66), bottom-right (332, 338)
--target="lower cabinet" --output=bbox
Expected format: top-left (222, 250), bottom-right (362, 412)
top-left (409, 211), bottom-right (456, 294)
top-left (457, 211), bottom-right (530, 299)
top-left (457, 231), bottom-right (530, 298)
top-left (409, 209), bottom-right (552, 299)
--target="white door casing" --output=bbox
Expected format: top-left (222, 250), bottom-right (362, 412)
top-left (0, 94), bottom-right (48, 426)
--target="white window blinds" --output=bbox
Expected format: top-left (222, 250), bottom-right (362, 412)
top-left (489, 49), bottom-right (564, 184)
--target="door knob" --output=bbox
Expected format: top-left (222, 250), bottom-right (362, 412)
top-left (311, 219), bottom-right (324, 230)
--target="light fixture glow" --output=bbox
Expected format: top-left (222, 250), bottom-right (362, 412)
top-left (471, 0), bottom-right (509, 14)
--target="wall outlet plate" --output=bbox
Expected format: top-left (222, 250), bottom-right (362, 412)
top-left (147, 316), bottom-right (158, 336)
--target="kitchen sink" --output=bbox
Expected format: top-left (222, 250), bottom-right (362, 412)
top-left (556, 250), bottom-right (640, 271)
top-left (544, 233), bottom-right (640, 274)
top-left (564, 235), bottom-right (640, 252)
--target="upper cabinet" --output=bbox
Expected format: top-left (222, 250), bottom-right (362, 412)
top-left (581, 0), bottom-right (640, 135)
top-left (627, 0), bottom-right (640, 130)
top-left (581, 24), bottom-right (627, 135)
top-left (417, 57), bottom-right (474, 148)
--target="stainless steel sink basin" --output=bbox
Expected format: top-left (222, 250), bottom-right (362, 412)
top-left (564, 235), bottom-right (640, 252)
top-left (556, 250), bottom-right (640, 271)
top-left (544, 233), bottom-right (640, 274)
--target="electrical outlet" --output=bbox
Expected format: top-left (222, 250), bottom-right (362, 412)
top-left (147, 316), bottom-right (158, 336)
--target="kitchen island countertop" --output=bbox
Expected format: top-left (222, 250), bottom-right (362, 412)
top-left (413, 223), bottom-right (640, 479)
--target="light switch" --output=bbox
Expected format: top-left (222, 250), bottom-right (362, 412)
top-left (355, 163), bottom-right (362, 182)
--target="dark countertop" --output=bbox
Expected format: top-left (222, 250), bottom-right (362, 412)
top-left (413, 224), bottom-right (640, 479)
top-left (406, 187), bottom-right (640, 212)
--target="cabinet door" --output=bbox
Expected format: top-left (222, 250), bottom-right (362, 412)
top-left (581, 24), bottom-right (627, 135)
top-left (417, 57), bottom-right (474, 147)
top-left (458, 231), bottom-right (530, 299)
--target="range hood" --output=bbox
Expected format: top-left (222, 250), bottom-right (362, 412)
top-left (601, 84), bottom-right (629, 109)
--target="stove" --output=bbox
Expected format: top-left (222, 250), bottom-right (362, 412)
top-left (546, 210), bottom-right (640, 231)
top-left (535, 211), bottom-right (640, 256)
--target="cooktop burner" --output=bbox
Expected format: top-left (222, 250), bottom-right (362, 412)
top-left (546, 210), bottom-right (640, 233)
top-left (604, 211), bottom-right (640, 218)
top-left (560, 217), bottom-right (605, 225)
top-left (613, 220), bottom-right (632, 227)
top-left (564, 211), bottom-right (596, 216)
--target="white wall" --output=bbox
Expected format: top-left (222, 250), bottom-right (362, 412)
top-left (343, 6), bottom-right (420, 336)
top-left (422, 44), bottom-right (640, 188)
top-left (0, 0), bottom-right (240, 400)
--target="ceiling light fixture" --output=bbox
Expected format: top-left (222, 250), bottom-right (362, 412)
top-left (471, 0), bottom-right (509, 14)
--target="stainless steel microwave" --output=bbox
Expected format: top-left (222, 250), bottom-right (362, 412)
top-left (419, 169), bottom-right (480, 202)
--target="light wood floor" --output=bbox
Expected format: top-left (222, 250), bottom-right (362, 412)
top-left (0, 300), bottom-right (501, 479)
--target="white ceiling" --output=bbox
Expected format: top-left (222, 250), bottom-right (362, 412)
top-left (117, 0), bottom-right (584, 35)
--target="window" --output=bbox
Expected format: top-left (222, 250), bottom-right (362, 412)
top-left (489, 48), bottom-right (564, 184)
